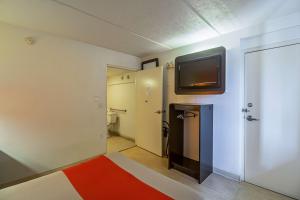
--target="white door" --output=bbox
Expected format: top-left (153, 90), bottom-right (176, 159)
top-left (245, 43), bottom-right (300, 199)
top-left (136, 67), bottom-right (163, 156)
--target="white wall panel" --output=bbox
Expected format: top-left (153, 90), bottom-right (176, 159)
top-left (0, 22), bottom-right (140, 185)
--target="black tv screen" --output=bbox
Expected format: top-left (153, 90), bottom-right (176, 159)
top-left (179, 55), bottom-right (221, 88)
top-left (175, 47), bottom-right (225, 94)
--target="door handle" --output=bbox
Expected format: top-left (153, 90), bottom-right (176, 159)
top-left (155, 110), bottom-right (165, 114)
top-left (247, 115), bottom-right (259, 121)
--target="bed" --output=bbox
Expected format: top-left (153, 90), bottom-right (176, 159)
top-left (0, 152), bottom-right (201, 200)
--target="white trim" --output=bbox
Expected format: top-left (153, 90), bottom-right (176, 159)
top-left (240, 50), bottom-right (246, 182)
top-left (213, 167), bottom-right (240, 182)
top-left (107, 64), bottom-right (139, 72)
top-left (241, 25), bottom-right (300, 51)
top-left (105, 64), bottom-right (137, 152)
top-left (240, 25), bottom-right (300, 182)
top-left (241, 31), bottom-right (300, 183)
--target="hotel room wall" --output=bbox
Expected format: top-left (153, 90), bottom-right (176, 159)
top-left (143, 12), bottom-right (300, 179)
top-left (0, 22), bottom-right (140, 185)
top-left (107, 72), bottom-right (136, 140)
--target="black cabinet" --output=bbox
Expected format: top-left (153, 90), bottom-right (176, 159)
top-left (168, 104), bottom-right (213, 183)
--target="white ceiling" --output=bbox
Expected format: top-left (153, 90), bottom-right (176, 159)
top-left (0, 0), bottom-right (299, 57)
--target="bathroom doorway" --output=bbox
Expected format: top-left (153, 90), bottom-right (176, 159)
top-left (106, 65), bottom-right (137, 153)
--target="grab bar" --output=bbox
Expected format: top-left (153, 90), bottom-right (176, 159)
top-left (110, 108), bottom-right (127, 112)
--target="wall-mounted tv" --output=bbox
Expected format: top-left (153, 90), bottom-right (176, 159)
top-left (175, 47), bottom-right (225, 95)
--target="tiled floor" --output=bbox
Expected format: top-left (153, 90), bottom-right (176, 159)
top-left (121, 147), bottom-right (293, 200)
top-left (107, 136), bottom-right (136, 153)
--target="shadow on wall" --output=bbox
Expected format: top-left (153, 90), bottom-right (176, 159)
top-left (0, 151), bottom-right (35, 187)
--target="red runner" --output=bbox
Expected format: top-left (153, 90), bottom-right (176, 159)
top-left (63, 156), bottom-right (173, 200)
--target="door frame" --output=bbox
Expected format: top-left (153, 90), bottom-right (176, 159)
top-left (105, 64), bottom-right (138, 148)
top-left (241, 38), bottom-right (300, 181)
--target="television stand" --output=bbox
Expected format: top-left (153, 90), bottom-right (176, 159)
top-left (168, 104), bottom-right (213, 183)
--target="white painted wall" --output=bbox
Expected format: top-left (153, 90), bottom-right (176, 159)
top-left (0, 22), bottom-right (140, 185)
top-left (107, 72), bottom-right (136, 140)
top-left (143, 12), bottom-right (300, 178)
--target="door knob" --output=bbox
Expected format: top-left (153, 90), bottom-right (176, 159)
top-left (247, 115), bottom-right (259, 121)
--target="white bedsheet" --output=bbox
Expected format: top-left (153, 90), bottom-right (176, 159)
top-left (0, 153), bottom-right (201, 200)
top-left (0, 171), bottom-right (82, 200)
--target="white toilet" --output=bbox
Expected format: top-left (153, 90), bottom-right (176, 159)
top-left (107, 111), bottom-right (117, 126)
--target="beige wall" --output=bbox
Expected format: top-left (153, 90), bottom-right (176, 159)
top-left (107, 72), bottom-right (136, 140)
top-left (0, 22), bottom-right (140, 185)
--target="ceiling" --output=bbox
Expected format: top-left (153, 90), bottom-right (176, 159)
top-left (0, 0), bottom-right (299, 57)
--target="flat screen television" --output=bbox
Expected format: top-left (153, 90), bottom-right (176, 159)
top-left (175, 47), bottom-right (225, 94)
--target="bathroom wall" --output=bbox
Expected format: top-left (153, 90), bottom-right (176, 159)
top-left (107, 72), bottom-right (136, 140)
top-left (0, 22), bottom-right (140, 185)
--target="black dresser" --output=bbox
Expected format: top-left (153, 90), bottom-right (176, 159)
top-left (168, 103), bottom-right (213, 183)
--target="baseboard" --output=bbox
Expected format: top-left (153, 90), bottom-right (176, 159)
top-left (213, 167), bottom-right (241, 182)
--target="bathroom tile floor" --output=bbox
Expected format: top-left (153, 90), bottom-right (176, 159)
top-left (107, 136), bottom-right (136, 153)
top-left (121, 147), bottom-right (294, 200)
